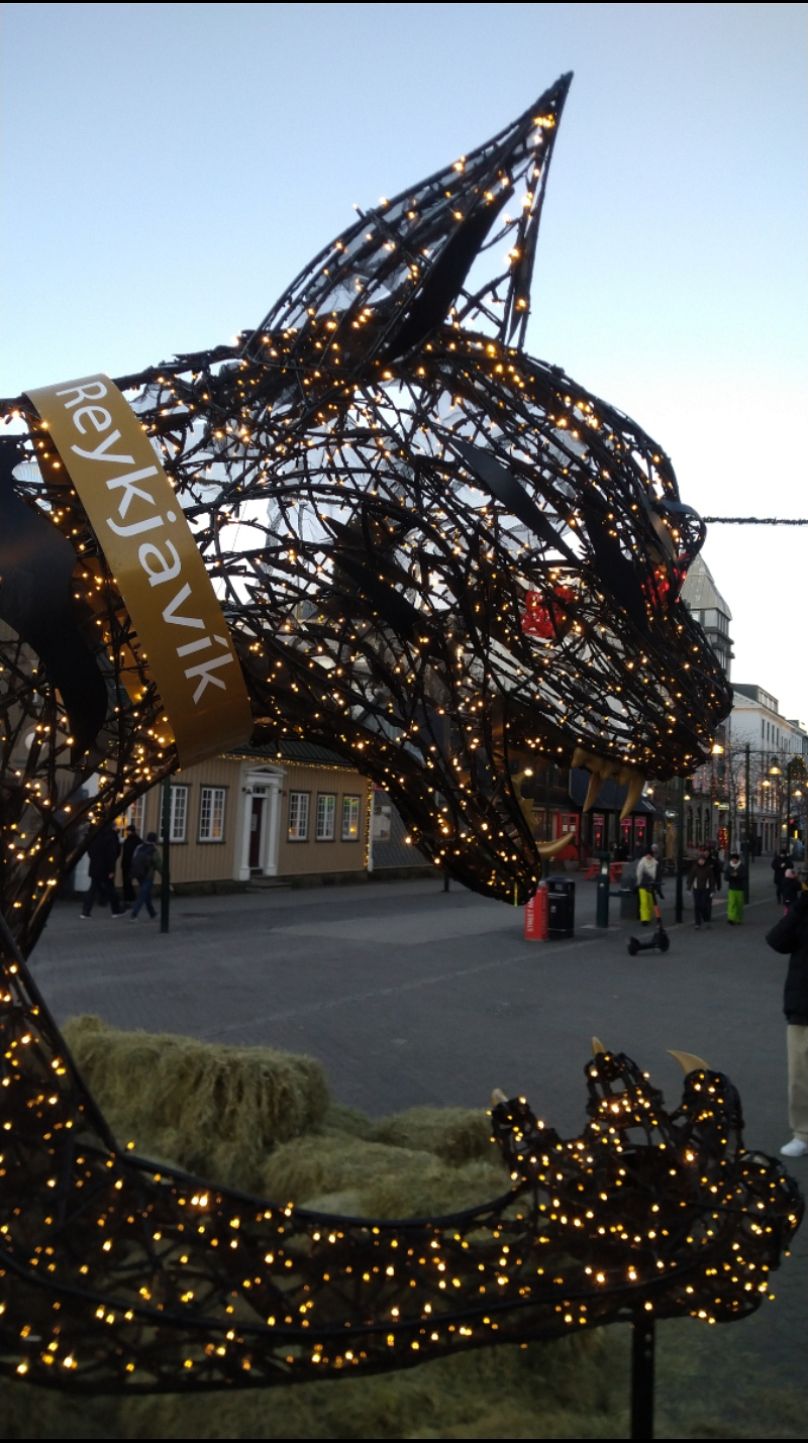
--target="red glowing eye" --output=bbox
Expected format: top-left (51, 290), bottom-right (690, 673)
top-left (521, 585), bottom-right (575, 638)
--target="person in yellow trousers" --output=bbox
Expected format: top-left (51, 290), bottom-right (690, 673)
top-left (724, 852), bottom-right (746, 924)
top-left (635, 846), bottom-right (662, 926)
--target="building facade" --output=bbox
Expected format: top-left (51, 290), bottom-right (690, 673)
top-left (122, 741), bottom-right (377, 889)
top-left (675, 554), bottom-right (734, 856)
top-left (723, 686), bottom-right (808, 855)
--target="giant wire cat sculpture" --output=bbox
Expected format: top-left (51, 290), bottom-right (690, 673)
top-left (0, 75), bottom-right (797, 1394)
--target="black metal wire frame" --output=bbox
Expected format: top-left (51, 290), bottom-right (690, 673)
top-left (0, 76), bottom-right (780, 1396)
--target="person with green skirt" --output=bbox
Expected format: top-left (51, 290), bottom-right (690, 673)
top-left (725, 852), bottom-right (746, 924)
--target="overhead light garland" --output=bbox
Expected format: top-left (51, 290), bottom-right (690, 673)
top-left (702, 516), bottom-right (808, 526)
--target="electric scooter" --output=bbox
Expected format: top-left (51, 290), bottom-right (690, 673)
top-left (627, 887), bottom-right (669, 955)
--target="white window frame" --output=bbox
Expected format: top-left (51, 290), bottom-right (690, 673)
top-left (199, 786), bottom-right (226, 843)
top-left (169, 784), bottom-right (188, 844)
top-left (288, 791), bottom-right (310, 842)
top-left (316, 792), bottom-right (336, 842)
top-left (126, 796), bottom-right (146, 835)
top-left (341, 794), bottom-right (361, 842)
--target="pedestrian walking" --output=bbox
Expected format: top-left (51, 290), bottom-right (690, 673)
top-left (781, 867), bottom-right (801, 911)
top-left (687, 850), bottom-right (714, 929)
top-left (635, 847), bottom-right (662, 926)
top-left (121, 823), bottom-right (142, 906)
top-left (130, 832), bottom-right (162, 920)
top-left (772, 848), bottom-right (793, 904)
top-left (724, 852), bottom-right (746, 924)
top-left (81, 822), bottom-right (125, 919)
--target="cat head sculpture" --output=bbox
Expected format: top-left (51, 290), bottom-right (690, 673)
top-left (1, 73), bottom-right (730, 947)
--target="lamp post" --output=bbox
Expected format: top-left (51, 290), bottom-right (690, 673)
top-left (745, 743), bottom-right (752, 890)
top-left (675, 775), bottom-right (685, 923)
top-left (783, 756), bottom-right (806, 856)
top-left (160, 777), bottom-right (171, 934)
top-left (769, 760), bottom-right (784, 854)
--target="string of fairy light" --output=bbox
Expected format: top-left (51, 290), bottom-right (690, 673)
top-left (0, 73), bottom-right (796, 1396)
top-left (704, 517), bottom-right (808, 525)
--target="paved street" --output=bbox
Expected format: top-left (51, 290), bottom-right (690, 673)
top-left (30, 869), bottom-right (796, 1140)
top-left (27, 867), bottom-right (808, 1430)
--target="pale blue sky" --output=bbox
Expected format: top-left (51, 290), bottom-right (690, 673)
top-left (2, 2), bottom-right (806, 719)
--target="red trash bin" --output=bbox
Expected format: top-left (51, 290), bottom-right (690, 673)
top-left (524, 883), bottom-right (549, 940)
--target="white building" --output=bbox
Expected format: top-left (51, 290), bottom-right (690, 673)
top-left (679, 556), bottom-right (733, 851)
top-left (730, 684), bottom-right (808, 761)
top-left (725, 685), bottom-right (808, 854)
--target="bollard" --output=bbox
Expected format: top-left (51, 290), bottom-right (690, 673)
top-left (596, 854), bottom-right (611, 928)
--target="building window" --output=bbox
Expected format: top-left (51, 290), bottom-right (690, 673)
top-left (169, 784), bottom-right (188, 843)
top-left (316, 793), bottom-right (336, 841)
top-left (125, 796), bottom-right (146, 835)
top-left (342, 794), bottom-right (361, 842)
top-left (288, 791), bottom-right (310, 842)
top-left (199, 786), bottom-right (226, 843)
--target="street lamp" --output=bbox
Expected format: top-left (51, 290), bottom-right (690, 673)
top-left (728, 747), bottom-right (789, 900)
top-left (783, 757), bottom-right (807, 855)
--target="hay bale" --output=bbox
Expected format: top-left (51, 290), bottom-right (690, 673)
top-left (262, 1133), bottom-right (434, 1203)
top-left (62, 1015), bottom-right (330, 1189)
top-left (371, 1105), bottom-right (492, 1163)
top-left (320, 1101), bottom-right (376, 1140)
top-left (262, 1133), bottom-right (505, 1218)
top-left (360, 1155), bottom-right (506, 1219)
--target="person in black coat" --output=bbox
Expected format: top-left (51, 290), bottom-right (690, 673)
top-left (687, 850), bottom-right (714, 929)
top-left (81, 822), bottom-right (125, 919)
top-left (781, 868), bottom-right (801, 911)
top-left (121, 823), bottom-right (142, 905)
top-left (772, 848), bottom-right (793, 904)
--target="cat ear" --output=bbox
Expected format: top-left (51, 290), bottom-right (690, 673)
top-left (243, 74), bottom-right (572, 374)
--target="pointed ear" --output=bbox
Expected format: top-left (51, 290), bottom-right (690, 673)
top-left (243, 74), bottom-right (572, 372)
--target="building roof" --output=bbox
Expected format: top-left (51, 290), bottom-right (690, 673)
top-left (681, 553), bottom-right (732, 621)
top-left (230, 738), bottom-right (356, 769)
top-left (733, 683), bottom-right (780, 712)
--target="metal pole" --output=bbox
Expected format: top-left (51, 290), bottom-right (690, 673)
top-left (596, 853), bottom-right (610, 927)
top-left (160, 778), bottom-right (171, 935)
top-left (675, 775), bottom-right (685, 924)
top-left (744, 744), bottom-right (752, 902)
top-left (631, 1313), bottom-right (655, 1440)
